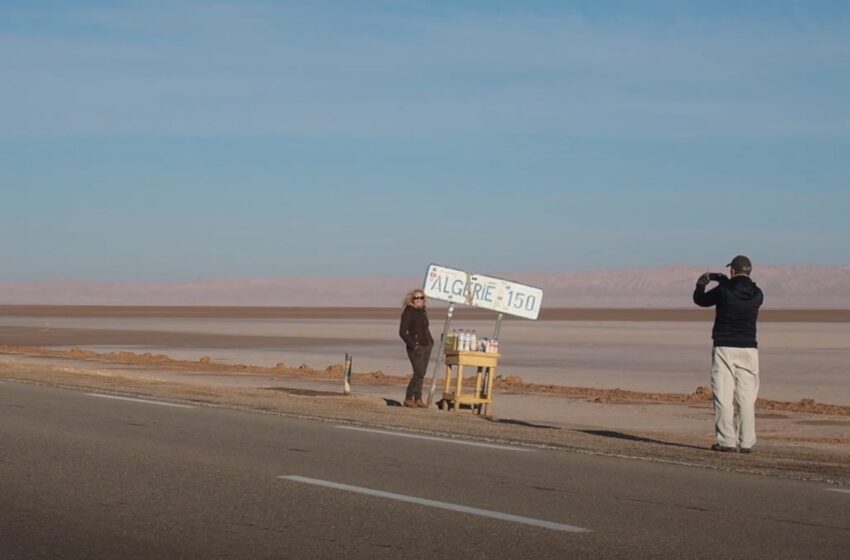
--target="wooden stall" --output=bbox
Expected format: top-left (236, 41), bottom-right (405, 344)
top-left (439, 350), bottom-right (500, 415)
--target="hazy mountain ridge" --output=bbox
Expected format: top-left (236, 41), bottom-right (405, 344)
top-left (2, 265), bottom-right (848, 308)
top-left (514, 265), bottom-right (850, 308)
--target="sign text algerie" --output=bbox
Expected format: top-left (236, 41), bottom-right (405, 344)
top-left (423, 263), bottom-right (543, 320)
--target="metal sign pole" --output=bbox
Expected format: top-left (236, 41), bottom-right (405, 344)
top-left (493, 312), bottom-right (504, 340)
top-left (479, 313), bottom-right (504, 404)
top-left (426, 303), bottom-right (454, 407)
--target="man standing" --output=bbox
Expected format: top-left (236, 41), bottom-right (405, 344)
top-left (693, 255), bottom-right (764, 453)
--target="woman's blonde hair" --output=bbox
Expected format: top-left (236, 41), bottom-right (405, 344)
top-left (402, 289), bottom-right (425, 307)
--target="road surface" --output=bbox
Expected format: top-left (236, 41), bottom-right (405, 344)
top-left (2, 381), bottom-right (848, 559)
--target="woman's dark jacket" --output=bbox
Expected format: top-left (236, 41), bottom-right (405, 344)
top-left (399, 306), bottom-right (434, 350)
top-left (693, 275), bottom-right (764, 348)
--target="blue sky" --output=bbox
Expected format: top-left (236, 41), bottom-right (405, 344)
top-left (1, 1), bottom-right (848, 282)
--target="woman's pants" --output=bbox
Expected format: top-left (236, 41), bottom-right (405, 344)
top-left (405, 344), bottom-right (433, 401)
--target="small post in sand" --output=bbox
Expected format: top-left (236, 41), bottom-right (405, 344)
top-left (343, 353), bottom-right (353, 395)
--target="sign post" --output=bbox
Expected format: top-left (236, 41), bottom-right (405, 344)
top-left (422, 264), bottom-right (543, 407)
top-left (425, 302), bottom-right (455, 407)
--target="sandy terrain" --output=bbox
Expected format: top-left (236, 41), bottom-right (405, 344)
top-left (1, 306), bottom-right (848, 485)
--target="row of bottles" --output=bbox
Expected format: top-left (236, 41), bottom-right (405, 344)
top-left (444, 329), bottom-right (500, 354)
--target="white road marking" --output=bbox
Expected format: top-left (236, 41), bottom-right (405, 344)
top-left (825, 488), bottom-right (850, 494)
top-left (279, 475), bottom-right (590, 533)
top-left (336, 425), bottom-right (531, 452)
top-left (87, 393), bottom-right (196, 409)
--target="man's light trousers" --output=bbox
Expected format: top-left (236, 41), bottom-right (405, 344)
top-left (710, 346), bottom-right (760, 449)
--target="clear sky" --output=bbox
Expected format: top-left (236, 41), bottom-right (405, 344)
top-left (2, 1), bottom-right (848, 282)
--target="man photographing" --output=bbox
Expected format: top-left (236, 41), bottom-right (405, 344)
top-left (693, 255), bottom-right (764, 453)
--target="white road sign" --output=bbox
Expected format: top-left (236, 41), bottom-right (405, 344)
top-left (423, 263), bottom-right (543, 320)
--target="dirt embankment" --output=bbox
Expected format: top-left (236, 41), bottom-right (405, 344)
top-left (2, 344), bottom-right (848, 417)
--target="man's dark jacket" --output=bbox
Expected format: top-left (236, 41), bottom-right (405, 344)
top-left (693, 275), bottom-right (764, 348)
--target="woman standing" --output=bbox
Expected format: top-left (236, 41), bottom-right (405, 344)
top-left (398, 289), bottom-right (434, 408)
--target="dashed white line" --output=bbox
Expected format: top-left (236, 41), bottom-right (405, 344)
top-left (87, 393), bottom-right (196, 409)
top-left (336, 425), bottom-right (531, 451)
top-left (279, 475), bottom-right (589, 533)
top-left (825, 488), bottom-right (850, 494)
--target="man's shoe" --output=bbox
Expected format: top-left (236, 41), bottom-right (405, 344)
top-left (739, 447), bottom-right (754, 454)
top-left (414, 399), bottom-right (428, 408)
top-left (403, 399), bottom-right (417, 408)
top-left (711, 443), bottom-right (738, 453)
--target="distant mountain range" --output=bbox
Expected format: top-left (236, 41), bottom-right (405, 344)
top-left (2, 265), bottom-right (849, 308)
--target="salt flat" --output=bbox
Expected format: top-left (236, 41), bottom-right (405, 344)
top-left (1, 312), bottom-right (847, 406)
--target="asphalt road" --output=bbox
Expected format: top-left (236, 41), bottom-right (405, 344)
top-left (2, 381), bottom-right (848, 559)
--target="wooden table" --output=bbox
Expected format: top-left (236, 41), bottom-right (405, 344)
top-left (440, 351), bottom-right (500, 415)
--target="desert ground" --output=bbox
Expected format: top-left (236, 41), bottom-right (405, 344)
top-left (1, 306), bottom-right (848, 484)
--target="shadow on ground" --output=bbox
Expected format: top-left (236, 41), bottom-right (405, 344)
top-left (263, 387), bottom-right (341, 397)
top-left (484, 418), bottom-right (560, 430)
top-left (577, 429), bottom-right (706, 450)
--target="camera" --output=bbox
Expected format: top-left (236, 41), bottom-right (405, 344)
top-left (698, 271), bottom-right (727, 286)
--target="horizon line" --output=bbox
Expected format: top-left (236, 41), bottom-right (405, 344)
top-left (1, 305), bottom-right (848, 322)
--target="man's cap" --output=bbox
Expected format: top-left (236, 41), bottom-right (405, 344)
top-left (726, 255), bottom-right (752, 273)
